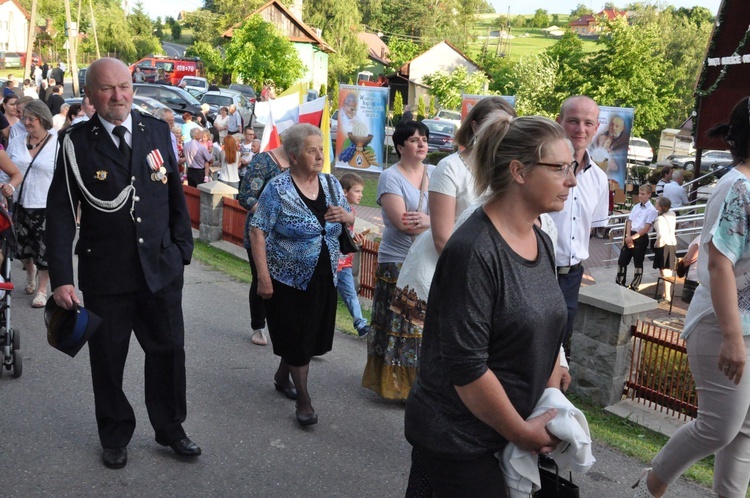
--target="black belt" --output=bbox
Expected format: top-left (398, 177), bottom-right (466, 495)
top-left (557, 263), bottom-right (582, 275)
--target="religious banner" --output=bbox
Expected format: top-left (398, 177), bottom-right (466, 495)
top-left (588, 106), bottom-right (635, 189)
top-left (336, 84), bottom-right (389, 172)
top-left (460, 95), bottom-right (516, 120)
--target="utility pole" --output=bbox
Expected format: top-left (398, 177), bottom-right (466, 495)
top-left (24, 0), bottom-right (38, 80)
top-left (63, 0), bottom-right (79, 95)
top-left (89, 0), bottom-right (101, 59)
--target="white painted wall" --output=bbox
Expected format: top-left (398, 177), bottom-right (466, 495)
top-left (0, 2), bottom-right (28, 52)
top-left (408, 42), bottom-right (478, 86)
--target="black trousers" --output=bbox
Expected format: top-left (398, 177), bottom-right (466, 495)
top-left (84, 274), bottom-right (188, 449)
top-left (618, 231), bottom-right (649, 269)
top-left (186, 168), bottom-right (205, 187)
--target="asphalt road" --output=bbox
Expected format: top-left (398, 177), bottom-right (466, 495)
top-left (162, 42), bottom-right (187, 58)
top-left (0, 257), bottom-right (713, 497)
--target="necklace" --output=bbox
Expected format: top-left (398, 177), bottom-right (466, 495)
top-left (293, 174), bottom-right (318, 198)
top-left (26, 133), bottom-right (49, 151)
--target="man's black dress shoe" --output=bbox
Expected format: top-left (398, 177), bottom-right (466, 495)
top-left (102, 447), bottom-right (127, 469)
top-left (274, 381), bottom-right (298, 400)
top-left (167, 437), bottom-right (202, 456)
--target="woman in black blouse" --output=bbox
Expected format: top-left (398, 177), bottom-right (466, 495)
top-left (404, 114), bottom-right (577, 496)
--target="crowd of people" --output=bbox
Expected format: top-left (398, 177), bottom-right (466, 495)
top-left (2, 52), bottom-right (747, 496)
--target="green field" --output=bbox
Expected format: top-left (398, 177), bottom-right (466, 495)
top-left (468, 13), bottom-right (601, 62)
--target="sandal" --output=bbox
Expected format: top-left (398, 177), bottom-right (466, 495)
top-left (25, 264), bottom-right (38, 295)
top-left (31, 291), bottom-right (47, 308)
top-left (251, 329), bottom-right (267, 346)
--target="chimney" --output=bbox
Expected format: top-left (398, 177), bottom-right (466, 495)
top-left (289, 0), bottom-right (303, 21)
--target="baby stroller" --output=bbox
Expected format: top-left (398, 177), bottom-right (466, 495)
top-left (0, 202), bottom-right (20, 378)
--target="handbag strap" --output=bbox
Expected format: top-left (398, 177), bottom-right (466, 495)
top-left (16, 132), bottom-right (53, 205)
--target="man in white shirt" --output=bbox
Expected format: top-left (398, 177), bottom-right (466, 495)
top-left (71, 95), bottom-right (95, 125)
top-left (549, 96), bottom-right (610, 354)
top-left (662, 168), bottom-right (689, 208)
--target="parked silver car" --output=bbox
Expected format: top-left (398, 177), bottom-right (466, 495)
top-left (670, 149), bottom-right (732, 172)
top-left (200, 89), bottom-right (254, 128)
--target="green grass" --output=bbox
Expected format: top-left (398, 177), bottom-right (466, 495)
top-left (192, 239), bottom-right (723, 492)
top-left (192, 239), bottom-right (370, 337)
top-left (360, 177), bottom-right (379, 208)
top-left (569, 394), bottom-right (716, 489)
top-left (468, 14), bottom-right (600, 62)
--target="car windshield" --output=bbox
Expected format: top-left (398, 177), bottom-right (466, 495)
top-left (170, 87), bottom-right (201, 105)
top-left (183, 79), bottom-right (204, 87)
top-left (202, 95), bottom-right (233, 107)
top-left (437, 110), bottom-right (461, 121)
top-left (424, 121), bottom-right (453, 134)
top-left (630, 139), bottom-right (649, 147)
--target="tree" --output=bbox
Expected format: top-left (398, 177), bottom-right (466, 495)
top-left (417, 95), bottom-right (425, 121)
top-left (428, 95), bottom-right (436, 118)
top-left (477, 52), bottom-right (515, 94)
top-left (544, 30), bottom-right (586, 98)
top-left (393, 90), bottom-right (404, 121)
top-left (423, 66), bottom-right (489, 110)
top-left (185, 41), bottom-right (225, 83)
top-left (603, 2), bottom-right (619, 10)
top-left (170, 21), bottom-right (182, 42)
top-left (184, 10), bottom-right (222, 45)
top-left (512, 15), bottom-right (526, 27)
top-left (214, 0), bottom-right (265, 31)
top-left (570, 3), bottom-right (593, 18)
top-left (387, 37), bottom-right (423, 73)
top-left (224, 15), bottom-right (304, 90)
top-left (531, 9), bottom-right (549, 28)
top-left (304, 0), bottom-right (368, 90)
top-left (509, 54), bottom-right (560, 117)
top-left (586, 16), bottom-right (674, 139)
top-left (552, 14), bottom-right (560, 25)
top-left (128, 2), bottom-right (162, 59)
top-left (331, 80), bottom-right (339, 111)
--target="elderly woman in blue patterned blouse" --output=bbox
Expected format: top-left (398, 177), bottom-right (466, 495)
top-left (250, 123), bottom-right (353, 427)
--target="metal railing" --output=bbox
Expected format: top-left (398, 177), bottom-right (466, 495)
top-left (603, 205), bottom-right (705, 266)
top-left (624, 321), bottom-right (697, 421)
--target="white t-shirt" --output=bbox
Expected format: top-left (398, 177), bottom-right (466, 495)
top-left (7, 133), bottom-right (57, 208)
top-left (219, 150), bottom-right (240, 183)
top-left (653, 210), bottom-right (676, 248)
top-left (428, 152), bottom-right (477, 219)
top-left (683, 168), bottom-right (750, 339)
top-left (627, 201), bottom-right (658, 232)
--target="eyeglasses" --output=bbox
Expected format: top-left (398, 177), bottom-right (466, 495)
top-left (21, 115), bottom-right (38, 123)
top-left (537, 161), bottom-right (577, 176)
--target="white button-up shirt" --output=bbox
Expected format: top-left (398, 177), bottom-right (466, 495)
top-left (548, 152), bottom-right (609, 267)
top-left (663, 181), bottom-right (689, 208)
top-left (628, 201), bottom-right (658, 233)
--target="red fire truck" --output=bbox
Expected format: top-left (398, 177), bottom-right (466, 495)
top-left (129, 55), bottom-right (204, 86)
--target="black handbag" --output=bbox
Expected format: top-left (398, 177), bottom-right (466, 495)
top-left (325, 174), bottom-right (359, 255)
top-left (533, 464), bottom-right (580, 498)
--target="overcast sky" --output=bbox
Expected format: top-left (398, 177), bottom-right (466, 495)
top-left (140, 0), bottom-right (723, 25)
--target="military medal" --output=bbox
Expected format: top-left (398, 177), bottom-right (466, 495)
top-left (146, 149), bottom-right (165, 182)
top-left (95, 170), bottom-right (108, 181)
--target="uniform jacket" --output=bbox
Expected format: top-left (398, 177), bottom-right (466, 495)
top-left (46, 111), bottom-right (193, 295)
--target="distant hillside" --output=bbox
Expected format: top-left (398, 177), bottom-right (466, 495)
top-left (468, 13), bottom-right (601, 62)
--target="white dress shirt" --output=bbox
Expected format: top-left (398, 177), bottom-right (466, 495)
top-left (548, 153), bottom-right (610, 267)
top-left (628, 200), bottom-right (658, 232)
top-left (663, 180), bottom-right (689, 208)
top-left (98, 114), bottom-right (133, 149)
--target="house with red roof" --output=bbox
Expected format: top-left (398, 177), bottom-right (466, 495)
top-left (569, 9), bottom-right (627, 36)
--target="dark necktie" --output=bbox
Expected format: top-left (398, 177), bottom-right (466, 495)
top-left (112, 125), bottom-right (131, 164)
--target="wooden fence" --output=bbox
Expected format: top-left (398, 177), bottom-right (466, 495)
top-left (624, 321), bottom-right (698, 421)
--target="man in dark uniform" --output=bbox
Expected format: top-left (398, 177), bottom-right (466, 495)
top-left (45, 57), bottom-right (200, 469)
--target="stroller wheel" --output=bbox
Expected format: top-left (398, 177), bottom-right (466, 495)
top-left (11, 350), bottom-right (22, 378)
top-left (11, 329), bottom-right (19, 351)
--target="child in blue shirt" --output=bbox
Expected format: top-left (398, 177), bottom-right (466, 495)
top-left (337, 173), bottom-right (370, 337)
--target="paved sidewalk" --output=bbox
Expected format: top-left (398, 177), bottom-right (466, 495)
top-left (0, 254), bottom-right (713, 496)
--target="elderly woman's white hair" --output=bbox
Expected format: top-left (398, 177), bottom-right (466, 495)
top-left (282, 123), bottom-right (322, 159)
top-left (23, 99), bottom-right (54, 130)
